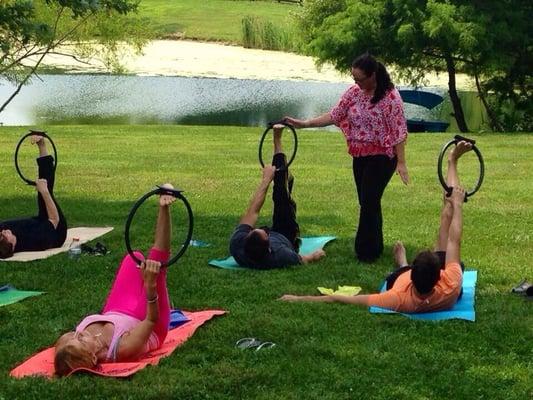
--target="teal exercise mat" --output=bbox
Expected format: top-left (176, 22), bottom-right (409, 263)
top-left (369, 270), bottom-right (477, 321)
top-left (0, 285), bottom-right (44, 307)
top-left (209, 236), bottom-right (336, 270)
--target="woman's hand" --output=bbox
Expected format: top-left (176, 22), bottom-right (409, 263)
top-left (396, 162), bottom-right (409, 185)
top-left (284, 116), bottom-right (308, 129)
top-left (141, 259), bottom-right (161, 290)
top-left (159, 183), bottom-right (176, 207)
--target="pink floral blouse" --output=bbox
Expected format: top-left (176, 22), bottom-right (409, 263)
top-left (329, 85), bottom-right (408, 158)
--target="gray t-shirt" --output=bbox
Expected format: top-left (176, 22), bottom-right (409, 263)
top-left (229, 224), bottom-right (301, 269)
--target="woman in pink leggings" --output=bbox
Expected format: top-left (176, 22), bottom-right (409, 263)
top-left (54, 185), bottom-right (176, 376)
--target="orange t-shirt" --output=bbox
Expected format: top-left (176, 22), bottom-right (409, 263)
top-left (366, 262), bottom-right (463, 313)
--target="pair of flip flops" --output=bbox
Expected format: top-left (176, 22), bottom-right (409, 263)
top-left (80, 242), bottom-right (109, 256)
top-left (235, 337), bottom-right (276, 351)
top-left (511, 279), bottom-right (533, 299)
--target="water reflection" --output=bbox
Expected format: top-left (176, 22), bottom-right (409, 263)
top-left (0, 74), bottom-right (476, 129)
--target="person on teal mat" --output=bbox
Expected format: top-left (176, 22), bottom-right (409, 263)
top-left (229, 124), bottom-right (326, 269)
top-left (281, 141), bottom-right (471, 313)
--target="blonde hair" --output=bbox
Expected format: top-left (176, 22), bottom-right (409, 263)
top-left (54, 334), bottom-right (96, 377)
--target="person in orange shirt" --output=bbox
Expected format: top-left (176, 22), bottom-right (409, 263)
top-left (280, 141), bottom-right (472, 313)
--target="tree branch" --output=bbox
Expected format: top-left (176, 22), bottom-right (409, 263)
top-left (47, 51), bottom-right (93, 65)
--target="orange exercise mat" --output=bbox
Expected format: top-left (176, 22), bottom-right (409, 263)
top-left (10, 309), bottom-right (225, 378)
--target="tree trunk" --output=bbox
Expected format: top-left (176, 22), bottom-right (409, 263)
top-left (445, 54), bottom-right (469, 132)
top-left (473, 70), bottom-right (503, 132)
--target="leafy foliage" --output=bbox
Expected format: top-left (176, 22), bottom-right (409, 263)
top-left (295, 0), bottom-right (532, 132)
top-left (0, 0), bottom-right (151, 112)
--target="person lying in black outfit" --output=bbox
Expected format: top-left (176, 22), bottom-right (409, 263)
top-left (0, 134), bottom-right (67, 258)
top-left (229, 124), bottom-right (325, 269)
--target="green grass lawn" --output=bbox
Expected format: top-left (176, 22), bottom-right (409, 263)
top-left (0, 126), bottom-right (531, 399)
top-left (137, 0), bottom-right (298, 42)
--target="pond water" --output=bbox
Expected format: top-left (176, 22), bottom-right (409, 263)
top-left (0, 75), bottom-right (485, 130)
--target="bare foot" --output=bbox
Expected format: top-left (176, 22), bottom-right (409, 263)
top-left (393, 241), bottom-right (408, 267)
top-left (449, 140), bottom-right (472, 161)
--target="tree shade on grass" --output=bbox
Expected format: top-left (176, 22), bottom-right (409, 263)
top-left (0, 126), bottom-right (531, 399)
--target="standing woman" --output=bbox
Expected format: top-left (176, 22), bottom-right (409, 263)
top-left (285, 53), bottom-right (409, 262)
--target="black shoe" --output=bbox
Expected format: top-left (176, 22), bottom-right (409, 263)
top-left (511, 279), bottom-right (531, 294)
top-left (94, 242), bottom-right (109, 256)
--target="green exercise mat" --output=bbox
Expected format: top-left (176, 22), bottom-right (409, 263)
top-left (0, 285), bottom-right (44, 307)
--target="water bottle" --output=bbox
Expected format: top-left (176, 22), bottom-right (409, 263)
top-left (190, 239), bottom-right (210, 248)
top-left (68, 238), bottom-right (82, 260)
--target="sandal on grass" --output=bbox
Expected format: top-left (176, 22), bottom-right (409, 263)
top-left (255, 341), bottom-right (276, 351)
top-left (235, 337), bottom-right (263, 349)
top-left (235, 338), bottom-right (276, 351)
top-left (80, 242), bottom-right (109, 256)
top-left (94, 242), bottom-right (110, 256)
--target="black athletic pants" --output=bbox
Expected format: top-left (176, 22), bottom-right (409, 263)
top-left (353, 155), bottom-right (397, 262)
top-left (37, 155), bottom-right (67, 246)
top-left (270, 153), bottom-right (300, 252)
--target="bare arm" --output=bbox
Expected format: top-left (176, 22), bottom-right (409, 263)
top-left (117, 260), bottom-right (160, 360)
top-left (239, 166), bottom-right (275, 227)
top-left (394, 141), bottom-right (409, 185)
top-left (445, 186), bottom-right (465, 265)
top-left (36, 179), bottom-right (59, 229)
top-left (280, 293), bottom-right (372, 306)
top-left (284, 112), bottom-right (333, 129)
top-left (442, 141), bottom-right (471, 258)
top-left (435, 198), bottom-right (454, 252)
top-left (153, 184), bottom-right (175, 252)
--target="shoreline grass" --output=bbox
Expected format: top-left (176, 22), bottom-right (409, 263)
top-left (0, 126), bottom-right (531, 399)
top-left (137, 0), bottom-right (298, 44)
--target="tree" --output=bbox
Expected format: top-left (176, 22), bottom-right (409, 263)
top-left (0, 0), bottom-right (151, 114)
top-left (464, 0), bottom-right (532, 132)
top-left (296, 0), bottom-right (532, 132)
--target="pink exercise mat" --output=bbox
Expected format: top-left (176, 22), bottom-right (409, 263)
top-left (10, 309), bottom-right (225, 378)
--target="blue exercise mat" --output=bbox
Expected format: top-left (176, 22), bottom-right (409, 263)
top-left (369, 270), bottom-right (477, 321)
top-left (208, 236), bottom-right (336, 270)
top-left (169, 309), bottom-right (191, 329)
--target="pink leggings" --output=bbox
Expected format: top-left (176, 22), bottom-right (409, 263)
top-left (102, 248), bottom-right (170, 345)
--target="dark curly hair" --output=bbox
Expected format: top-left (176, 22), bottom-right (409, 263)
top-left (0, 237), bottom-right (14, 259)
top-left (410, 250), bottom-right (441, 294)
top-left (244, 230), bottom-right (269, 262)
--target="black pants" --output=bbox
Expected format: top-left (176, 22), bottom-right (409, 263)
top-left (270, 153), bottom-right (300, 252)
top-left (353, 155), bottom-right (397, 261)
top-left (37, 155), bottom-right (67, 246)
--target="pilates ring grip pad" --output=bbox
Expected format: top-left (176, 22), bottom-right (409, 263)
top-left (124, 185), bottom-right (194, 267)
top-left (15, 130), bottom-right (57, 186)
top-left (258, 120), bottom-right (298, 170)
top-left (437, 135), bottom-right (484, 202)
